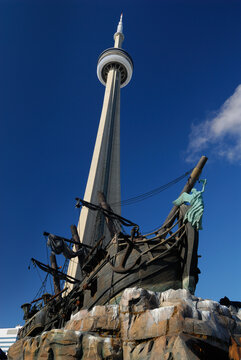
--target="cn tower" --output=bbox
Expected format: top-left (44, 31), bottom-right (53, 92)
top-left (67, 15), bottom-right (133, 283)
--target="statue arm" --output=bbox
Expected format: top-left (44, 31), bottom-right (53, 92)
top-left (199, 179), bottom-right (207, 193)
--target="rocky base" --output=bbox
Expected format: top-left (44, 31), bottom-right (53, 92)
top-left (8, 288), bottom-right (241, 359)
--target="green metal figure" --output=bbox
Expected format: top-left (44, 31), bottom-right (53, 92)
top-left (173, 179), bottom-right (207, 230)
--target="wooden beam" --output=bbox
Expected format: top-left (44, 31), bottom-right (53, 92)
top-left (50, 253), bottom-right (61, 295)
top-left (98, 191), bottom-right (117, 238)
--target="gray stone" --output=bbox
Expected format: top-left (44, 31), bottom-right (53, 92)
top-left (159, 288), bottom-right (193, 303)
top-left (196, 299), bottom-right (219, 312)
top-left (218, 304), bottom-right (232, 318)
top-left (119, 287), bottom-right (159, 313)
top-left (81, 334), bottom-right (122, 359)
top-left (65, 304), bottom-right (120, 332)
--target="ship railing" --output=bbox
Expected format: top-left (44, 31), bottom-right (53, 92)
top-left (142, 207), bottom-right (180, 238)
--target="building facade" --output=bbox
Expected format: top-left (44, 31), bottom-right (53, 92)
top-left (0, 326), bottom-right (21, 354)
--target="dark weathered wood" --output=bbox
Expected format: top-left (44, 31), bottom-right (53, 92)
top-left (19, 207), bottom-right (201, 340)
top-left (70, 225), bottom-right (80, 250)
top-left (50, 253), bottom-right (61, 295)
top-left (97, 191), bottom-right (117, 238)
top-left (80, 238), bottom-right (183, 310)
top-left (82, 236), bottom-right (106, 273)
top-left (47, 288), bottom-right (68, 303)
top-left (179, 205), bottom-right (199, 294)
top-left (31, 294), bottom-right (51, 304)
top-left (70, 224), bottom-right (87, 277)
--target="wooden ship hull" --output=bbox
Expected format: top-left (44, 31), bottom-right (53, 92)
top-left (75, 206), bottom-right (198, 310)
top-left (75, 155), bottom-right (207, 312)
top-left (19, 207), bottom-right (197, 339)
top-left (18, 156), bottom-right (206, 340)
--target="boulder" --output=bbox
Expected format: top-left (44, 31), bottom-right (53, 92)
top-left (8, 329), bottom-right (83, 360)
top-left (123, 334), bottom-right (230, 360)
top-left (65, 304), bottom-right (119, 332)
top-left (229, 335), bottom-right (241, 360)
top-left (81, 334), bottom-right (122, 360)
top-left (8, 287), bottom-right (241, 359)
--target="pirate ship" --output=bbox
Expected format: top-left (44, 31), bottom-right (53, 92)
top-left (18, 16), bottom-right (207, 340)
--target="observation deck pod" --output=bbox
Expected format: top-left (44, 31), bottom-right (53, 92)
top-left (97, 48), bottom-right (133, 88)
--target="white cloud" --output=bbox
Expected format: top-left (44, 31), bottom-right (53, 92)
top-left (186, 84), bottom-right (241, 163)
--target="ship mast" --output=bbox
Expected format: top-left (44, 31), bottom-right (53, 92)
top-left (66, 15), bottom-right (133, 287)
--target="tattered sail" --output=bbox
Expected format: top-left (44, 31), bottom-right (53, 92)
top-left (47, 234), bottom-right (85, 259)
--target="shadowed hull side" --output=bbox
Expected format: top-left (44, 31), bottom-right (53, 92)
top-left (79, 247), bottom-right (183, 310)
top-left (77, 214), bottom-right (198, 310)
top-left (18, 206), bottom-right (199, 340)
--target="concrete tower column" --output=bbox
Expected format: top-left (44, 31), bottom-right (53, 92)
top-left (66, 15), bottom-right (133, 286)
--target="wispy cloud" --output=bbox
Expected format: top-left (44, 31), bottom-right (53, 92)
top-left (186, 84), bottom-right (241, 163)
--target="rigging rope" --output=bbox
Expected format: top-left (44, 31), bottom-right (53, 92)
top-left (31, 258), bottom-right (80, 284)
top-left (32, 273), bottom-right (49, 301)
top-left (75, 169), bottom-right (192, 236)
top-left (75, 199), bottom-right (138, 227)
top-left (60, 258), bottom-right (69, 289)
top-left (110, 169), bottom-right (193, 206)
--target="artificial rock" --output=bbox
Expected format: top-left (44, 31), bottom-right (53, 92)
top-left (8, 287), bottom-right (241, 359)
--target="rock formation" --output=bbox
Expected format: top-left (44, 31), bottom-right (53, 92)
top-left (8, 288), bottom-right (241, 359)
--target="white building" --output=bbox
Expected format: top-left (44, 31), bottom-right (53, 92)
top-left (0, 326), bottom-right (21, 354)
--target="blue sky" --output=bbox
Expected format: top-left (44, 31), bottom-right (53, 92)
top-left (0, 0), bottom-right (241, 327)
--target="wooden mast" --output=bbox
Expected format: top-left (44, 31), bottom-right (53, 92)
top-left (49, 253), bottom-right (61, 295)
top-left (97, 191), bottom-right (117, 238)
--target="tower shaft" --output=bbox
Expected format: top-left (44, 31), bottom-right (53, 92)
top-left (79, 66), bottom-right (121, 243)
top-left (66, 15), bottom-right (133, 285)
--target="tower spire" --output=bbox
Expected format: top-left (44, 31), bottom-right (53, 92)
top-left (114, 13), bottom-right (124, 48)
top-left (116, 13), bottom-right (123, 34)
top-left (66, 17), bottom-right (133, 289)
